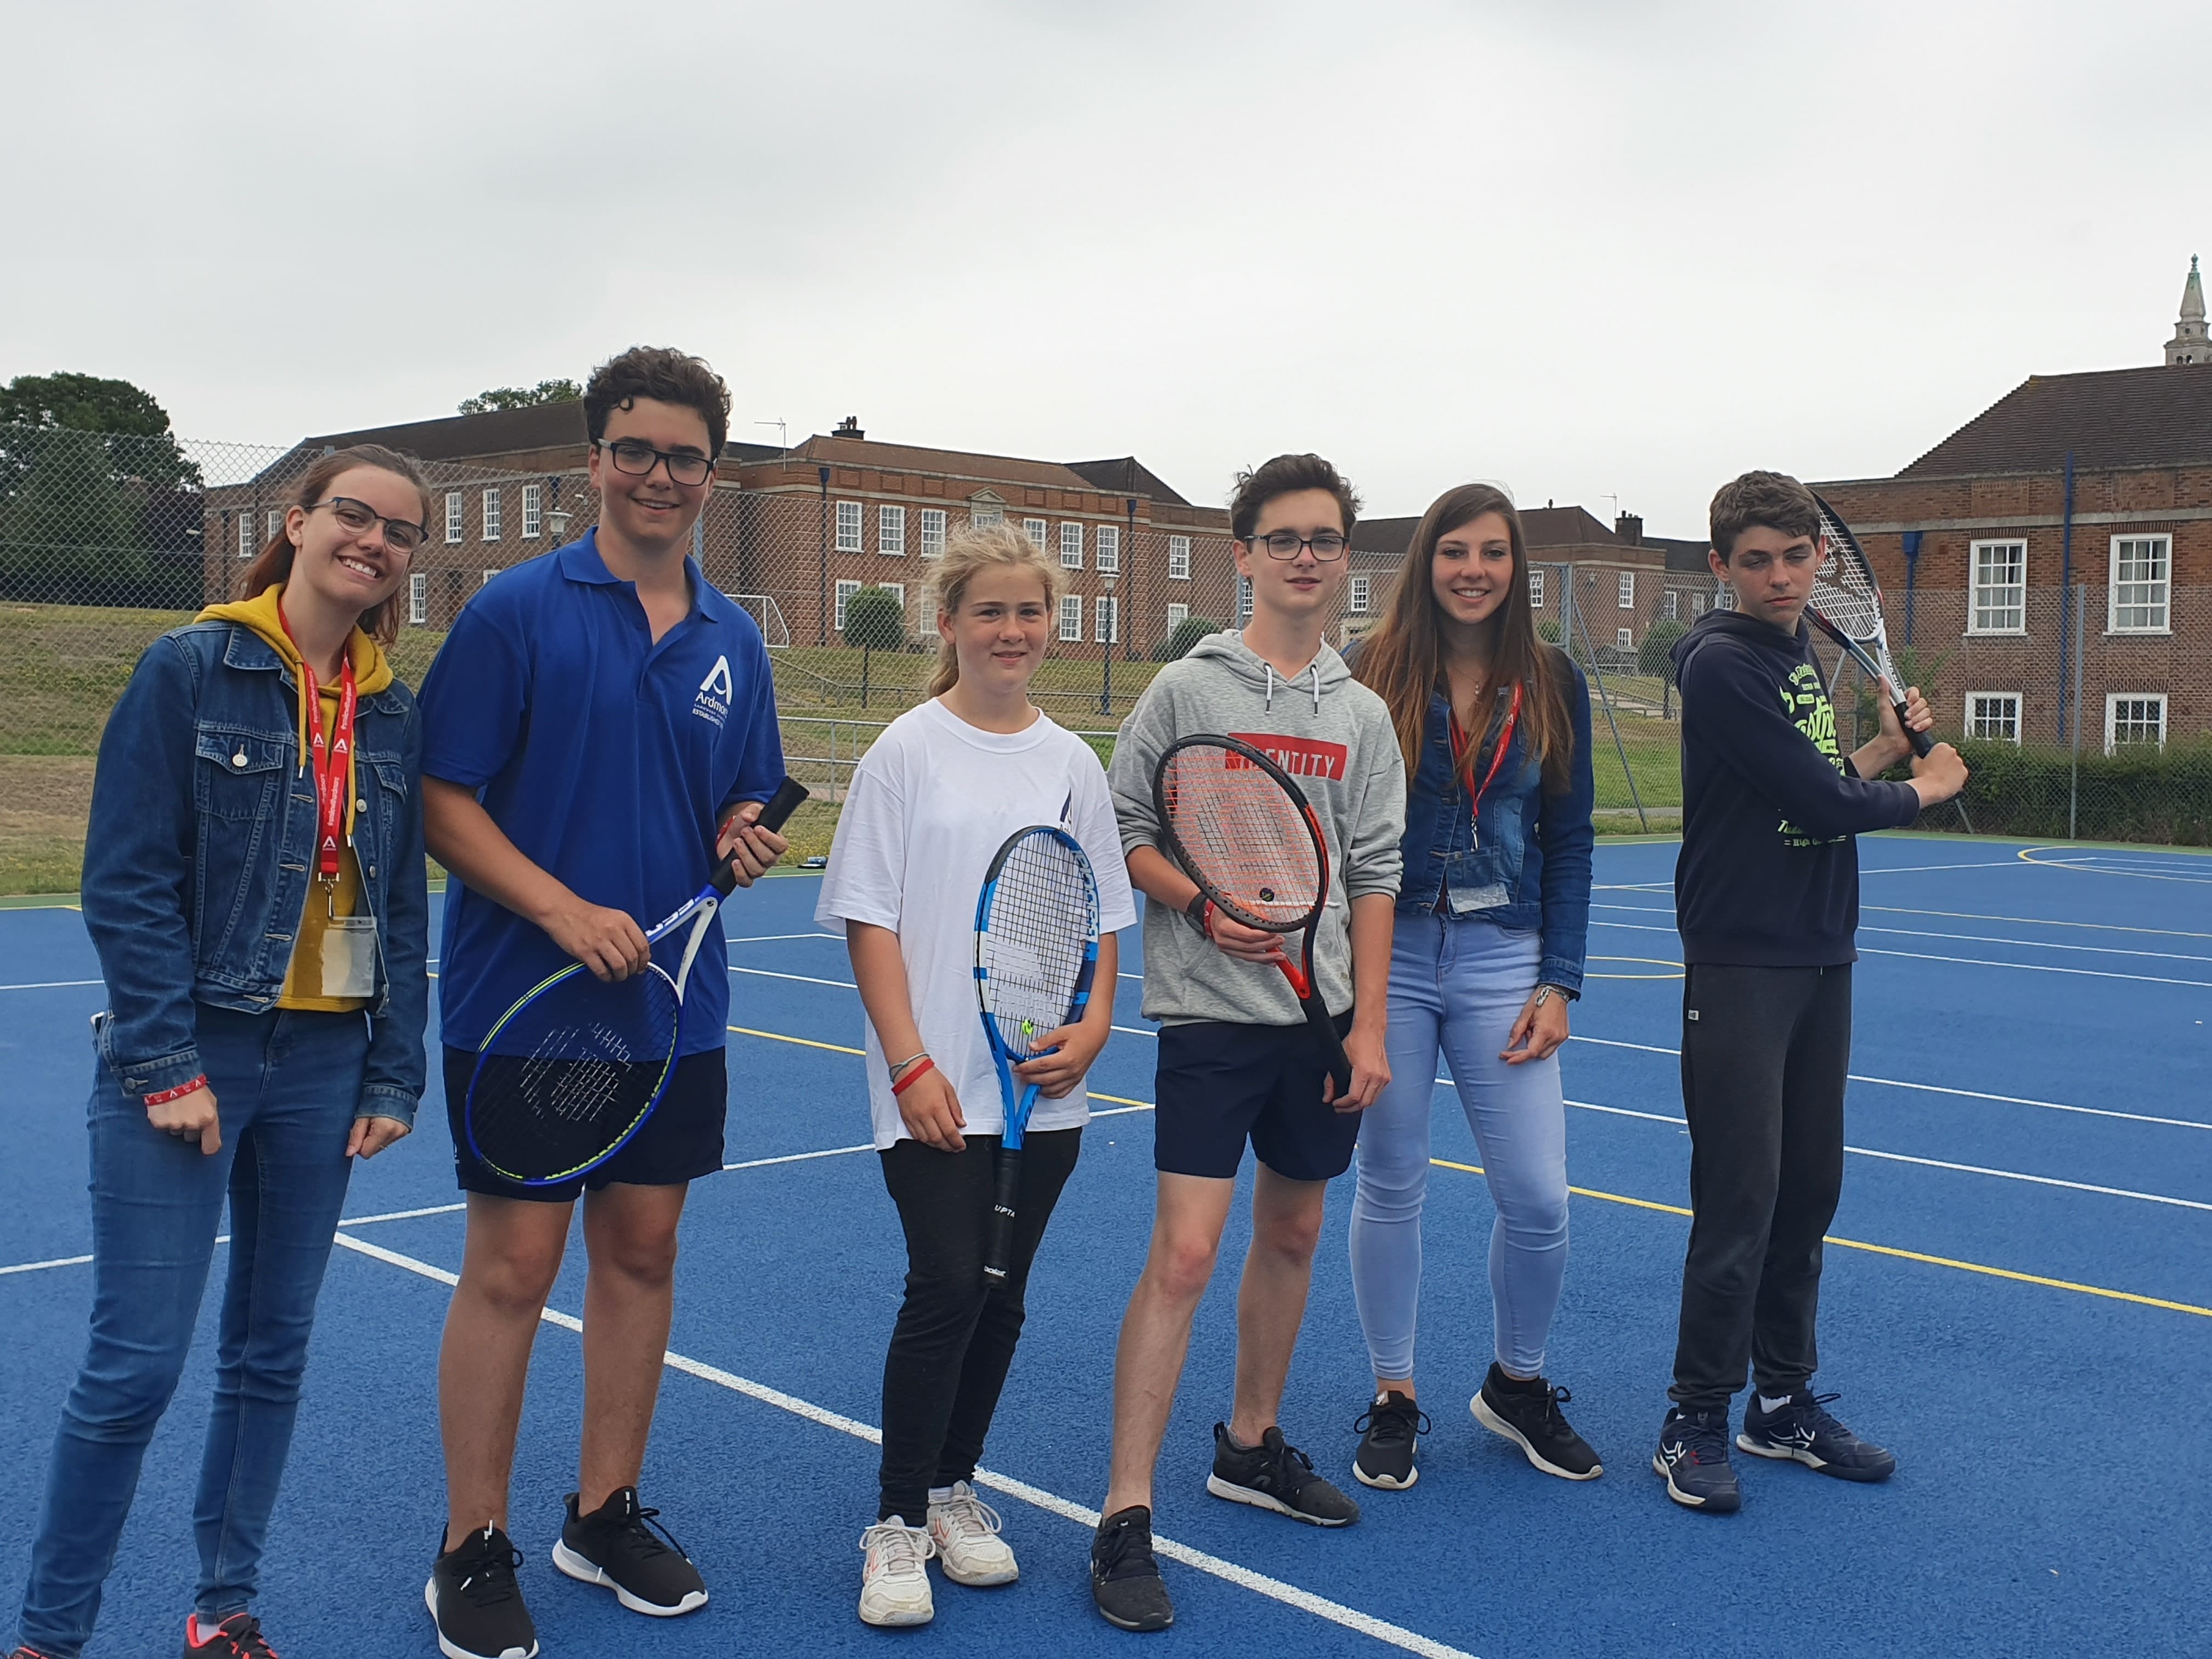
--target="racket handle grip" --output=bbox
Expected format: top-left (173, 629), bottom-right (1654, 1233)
top-left (1307, 998), bottom-right (1355, 1101)
top-left (981, 1149), bottom-right (1023, 1291)
top-left (712, 778), bottom-right (813, 893)
top-left (1898, 707), bottom-right (1934, 759)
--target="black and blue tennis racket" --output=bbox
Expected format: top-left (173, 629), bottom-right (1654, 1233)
top-left (464, 776), bottom-right (809, 1186)
top-left (973, 824), bottom-right (1100, 1287)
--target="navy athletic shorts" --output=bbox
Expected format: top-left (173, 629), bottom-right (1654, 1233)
top-left (444, 1043), bottom-right (727, 1201)
top-left (1152, 1010), bottom-right (1359, 1182)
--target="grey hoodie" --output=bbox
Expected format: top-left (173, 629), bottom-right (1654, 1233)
top-left (1109, 630), bottom-right (1406, 1027)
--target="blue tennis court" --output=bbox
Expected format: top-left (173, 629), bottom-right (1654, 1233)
top-left (2, 834), bottom-right (2206, 1659)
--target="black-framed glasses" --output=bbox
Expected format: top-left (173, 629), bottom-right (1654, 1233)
top-left (1251, 531), bottom-right (1348, 562)
top-left (596, 438), bottom-right (714, 487)
top-left (312, 496), bottom-right (427, 556)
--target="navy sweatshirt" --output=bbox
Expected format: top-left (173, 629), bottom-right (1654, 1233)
top-left (1670, 611), bottom-right (1921, 967)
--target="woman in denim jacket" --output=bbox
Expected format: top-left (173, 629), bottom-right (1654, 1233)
top-left (14, 445), bottom-right (432, 1659)
top-left (1343, 483), bottom-right (1599, 1495)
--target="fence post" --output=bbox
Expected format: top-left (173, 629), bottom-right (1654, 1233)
top-left (1570, 589), bottom-right (1649, 832)
top-left (2069, 583), bottom-right (2085, 842)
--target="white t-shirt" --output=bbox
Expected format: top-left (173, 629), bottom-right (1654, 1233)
top-left (816, 697), bottom-right (1139, 1150)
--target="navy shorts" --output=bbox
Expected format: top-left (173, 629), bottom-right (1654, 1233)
top-left (444, 1043), bottom-right (727, 1202)
top-left (1153, 1011), bottom-right (1359, 1182)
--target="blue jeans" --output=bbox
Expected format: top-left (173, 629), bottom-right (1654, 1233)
top-left (1348, 913), bottom-right (1571, 1380)
top-left (19, 1006), bottom-right (367, 1658)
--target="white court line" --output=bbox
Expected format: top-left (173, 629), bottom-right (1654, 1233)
top-left (725, 1144), bottom-right (872, 1171)
top-left (0, 978), bottom-right (102, 992)
top-left (1590, 904), bottom-right (2212, 963)
top-left (1861, 858), bottom-right (2045, 876)
top-left (1864, 905), bottom-right (2212, 940)
top-left (1584, 918), bottom-right (2212, 987)
top-left (332, 1231), bottom-right (1482, 1659)
top-left (726, 932), bottom-right (844, 945)
top-left (729, 964), bottom-right (857, 991)
top-left (0, 1252), bottom-right (93, 1277)
top-left (2020, 848), bottom-right (2212, 884)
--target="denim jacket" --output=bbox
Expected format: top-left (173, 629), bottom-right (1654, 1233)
top-left (1395, 657), bottom-right (1596, 996)
top-left (82, 621), bottom-right (430, 1122)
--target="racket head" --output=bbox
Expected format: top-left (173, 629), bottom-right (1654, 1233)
top-left (1152, 735), bottom-right (1328, 934)
top-left (1806, 493), bottom-right (1894, 659)
top-left (973, 825), bottom-right (1102, 1075)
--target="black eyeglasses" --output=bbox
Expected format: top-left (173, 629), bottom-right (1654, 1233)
top-left (1251, 531), bottom-right (1348, 562)
top-left (312, 497), bottom-right (427, 556)
top-left (596, 439), bottom-right (714, 487)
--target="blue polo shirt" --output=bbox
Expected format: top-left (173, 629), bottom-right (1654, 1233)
top-left (419, 530), bottom-right (785, 1054)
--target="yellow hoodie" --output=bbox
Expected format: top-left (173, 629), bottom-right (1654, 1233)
top-left (197, 584), bottom-right (396, 1012)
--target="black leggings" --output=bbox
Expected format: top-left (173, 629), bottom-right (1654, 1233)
top-left (877, 1127), bottom-right (1081, 1523)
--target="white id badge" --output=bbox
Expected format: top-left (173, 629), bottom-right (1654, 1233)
top-left (1442, 851), bottom-right (1509, 917)
top-left (319, 913), bottom-right (379, 1000)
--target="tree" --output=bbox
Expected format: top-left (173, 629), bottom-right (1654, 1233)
top-left (1537, 617), bottom-right (1562, 646)
top-left (1153, 614), bottom-right (1223, 662)
top-left (459, 380), bottom-right (583, 415)
top-left (843, 585), bottom-right (907, 707)
top-left (1639, 619), bottom-right (1688, 680)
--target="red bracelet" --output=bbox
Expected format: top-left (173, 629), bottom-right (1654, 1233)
top-left (143, 1075), bottom-right (208, 1108)
top-left (890, 1056), bottom-right (936, 1097)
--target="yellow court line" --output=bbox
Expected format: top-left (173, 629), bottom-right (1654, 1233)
top-left (725, 1025), bottom-right (1150, 1111)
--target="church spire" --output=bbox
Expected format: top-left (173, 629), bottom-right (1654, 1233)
top-left (2166, 256), bottom-right (2208, 365)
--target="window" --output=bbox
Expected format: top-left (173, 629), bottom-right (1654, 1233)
top-left (972, 502), bottom-right (1003, 528)
top-left (1616, 627), bottom-right (1633, 649)
top-left (1618, 571), bottom-right (1635, 609)
top-left (482, 488), bottom-right (502, 541)
top-left (2106, 693), bottom-right (2166, 752)
top-left (1059, 523), bottom-right (1084, 569)
top-left (1168, 535), bottom-right (1192, 580)
top-left (1689, 591), bottom-right (1705, 616)
top-left (878, 504), bottom-right (906, 556)
top-left (1529, 568), bottom-right (1545, 607)
top-left (1661, 590), bottom-right (1679, 620)
top-left (1166, 602), bottom-right (1190, 629)
top-left (919, 509), bottom-right (946, 558)
top-left (1348, 575), bottom-right (1372, 614)
top-left (1966, 692), bottom-right (2022, 743)
top-left (1096, 523), bottom-right (1121, 575)
top-left (266, 509), bottom-right (283, 544)
top-left (481, 568), bottom-right (500, 586)
top-left (408, 572), bottom-right (427, 624)
top-left (521, 483), bottom-right (543, 538)
top-left (1058, 594), bottom-right (1084, 641)
top-left (1094, 595), bottom-right (1120, 644)
top-left (835, 500), bottom-right (863, 554)
top-left (1236, 575), bottom-right (1254, 624)
top-left (833, 578), bottom-right (862, 631)
top-left (1023, 517), bottom-right (1049, 550)
top-left (237, 514), bottom-right (253, 558)
top-left (1969, 539), bottom-right (2027, 633)
top-left (2109, 535), bottom-right (2171, 633)
top-left (444, 493), bottom-right (463, 544)
top-left (876, 581), bottom-right (907, 611)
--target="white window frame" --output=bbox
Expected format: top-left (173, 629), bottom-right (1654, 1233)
top-left (1167, 535), bottom-right (1192, 580)
top-left (481, 488), bottom-right (502, 541)
top-left (1348, 575), bottom-right (1372, 614)
top-left (408, 572), bottom-right (427, 624)
top-left (834, 500), bottom-right (864, 554)
top-left (1094, 595), bottom-right (1120, 644)
top-left (833, 578), bottom-right (862, 631)
top-left (237, 514), bottom-right (254, 558)
top-left (1096, 523), bottom-right (1121, 575)
top-left (1689, 591), bottom-right (1705, 616)
top-left (1166, 602), bottom-right (1190, 629)
top-left (1023, 517), bottom-right (1049, 551)
top-left (443, 493), bottom-right (463, 545)
top-left (481, 568), bottom-right (500, 587)
top-left (1967, 539), bottom-right (2027, 635)
top-left (971, 501), bottom-right (1004, 528)
top-left (1965, 691), bottom-right (2022, 744)
top-left (266, 509), bottom-right (283, 544)
top-left (1616, 626), bottom-right (1633, 649)
top-left (1236, 575), bottom-right (1254, 624)
top-left (878, 504), bottom-right (906, 557)
top-left (1529, 568), bottom-right (1545, 608)
top-left (919, 509), bottom-right (946, 558)
top-left (1618, 571), bottom-right (1635, 609)
top-left (521, 483), bottom-right (543, 539)
top-left (1058, 594), bottom-right (1084, 641)
top-left (2108, 535), bottom-right (2171, 634)
top-left (1661, 589), bottom-right (1679, 620)
top-left (2104, 692), bottom-right (2166, 753)
top-left (1058, 523), bottom-right (1084, 569)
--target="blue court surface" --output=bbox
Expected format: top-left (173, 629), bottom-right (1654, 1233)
top-left (2, 836), bottom-right (2207, 1659)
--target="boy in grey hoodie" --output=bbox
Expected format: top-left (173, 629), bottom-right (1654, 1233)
top-left (1089, 455), bottom-right (1406, 1634)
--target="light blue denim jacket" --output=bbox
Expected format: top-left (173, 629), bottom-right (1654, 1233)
top-left (82, 621), bottom-right (430, 1122)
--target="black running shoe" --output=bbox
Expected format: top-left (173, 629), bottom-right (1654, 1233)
top-left (181, 1612), bottom-right (280, 1657)
top-left (1738, 1391), bottom-right (1898, 1482)
top-left (1091, 1505), bottom-right (1174, 1632)
top-left (1652, 1407), bottom-right (1741, 1513)
top-left (1207, 1423), bottom-right (1361, 1526)
top-left (1471, 1363), bottom-right (1603, 1481)
top-left (426, 1525), bottom-right (538, 1659)
top-left (1351, 1391), bottom-right (1430, 1491)
top-left (552, 1487), bottom-right (708, 1617)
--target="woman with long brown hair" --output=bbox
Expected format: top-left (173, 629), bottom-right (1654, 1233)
top-left (1342, 483), bottom-right (1599, 1494)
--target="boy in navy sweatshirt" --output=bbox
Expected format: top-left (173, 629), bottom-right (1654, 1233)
top-left (1652, 471), bottom-right (1967, 1515)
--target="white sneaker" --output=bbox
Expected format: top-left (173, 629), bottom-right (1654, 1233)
top-left (857, 1517), bottom-right (936, 1627)
top-left (927, 1481), bottom-right (1019, 1587)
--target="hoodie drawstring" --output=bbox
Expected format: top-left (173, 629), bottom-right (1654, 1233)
top-left (1309, 662), bottom-right (1321, 714)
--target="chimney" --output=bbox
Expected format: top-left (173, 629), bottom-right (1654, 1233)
top-left (1615, 512), bottom-right (1644, 545)
top-left (833, 415), bottom-right (865, 440)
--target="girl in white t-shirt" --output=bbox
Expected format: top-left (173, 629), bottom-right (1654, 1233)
top-left (817, 523), bottom-right (1137, 1628)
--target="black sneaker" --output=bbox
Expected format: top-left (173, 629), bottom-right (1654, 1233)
top-left (1652, 1407), bottom-right (1741, 1513)
top-left (1090, 1505), bottom-right (1174, 1632)
top-left (551, 1487), bottom-right (708, 1616)
top-left (426, 1525), bottom-right (538, 1659)
top-left (1738, 1391), bottom-right (1898, 1482)
top-left (1351, 1391), bottom-right (1430, 1490)
top-left (1207, 1423), bottom-right (1361, 1526)
top-left (181, 1612), bottom-right (280, 1657)
top-left (1471, 1363), bottom-right (1603, 1481)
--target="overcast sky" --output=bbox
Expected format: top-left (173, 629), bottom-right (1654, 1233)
top-left (5, 1), bottom-right (2203, 534)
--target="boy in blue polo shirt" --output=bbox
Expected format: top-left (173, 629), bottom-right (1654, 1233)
top-left (418, 347), bottom-right (786, 1659)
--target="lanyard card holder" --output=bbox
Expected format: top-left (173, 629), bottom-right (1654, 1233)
top-left (319, 885), bottom-right (379, 1000)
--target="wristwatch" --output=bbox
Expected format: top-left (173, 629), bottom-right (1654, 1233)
top-left (1532, 984), bottom-right (1573, 1009)
top-left (1184, 891), bottom-right (1213, 935)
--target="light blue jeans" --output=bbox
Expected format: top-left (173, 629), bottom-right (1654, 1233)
top-left (1349, 913), bottom-right (1570, 1381)
top-left (18, 1005), bottom-right (367, 1659)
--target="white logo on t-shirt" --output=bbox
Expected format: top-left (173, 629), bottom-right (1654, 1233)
top-left (693, 654), bottom-right (733, 727)
top-left (700, 656), bottom-right (733, 699)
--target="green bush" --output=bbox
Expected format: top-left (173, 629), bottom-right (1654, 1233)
top-left (1537, 618), bottom-right (1562, 645)
top-left (1638, 619), bottom-right (1687, 679)
top-left (1947, 736), bottom-right (2212, 844)
top-left (1154, 614), bottom-right (1223, 662)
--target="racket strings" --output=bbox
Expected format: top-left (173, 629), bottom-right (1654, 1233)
top-left (1810, 511), bottom-right (1887, 642)
top-left (1158, 748), bottom-right (1319, 928)
top-left (979, 834), bottom-right (1093, 1054)
top-left (471, 962), bottom-right (682, 1176)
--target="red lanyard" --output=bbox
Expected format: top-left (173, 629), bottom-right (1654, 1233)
top-left (298, 653), bottom-right (357, 883)
top-left (1449, 681), bottom-right (1524, 817)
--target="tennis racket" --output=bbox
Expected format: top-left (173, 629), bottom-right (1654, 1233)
top-left (974, 825), bottom-right (1100, 1288)
top-left (1807, 493), bottom-right (1973, 832)
top-left (1152, 734), bottom-right (1353, 1100)
top-left (464, 776), bottom-right (810, 1186)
